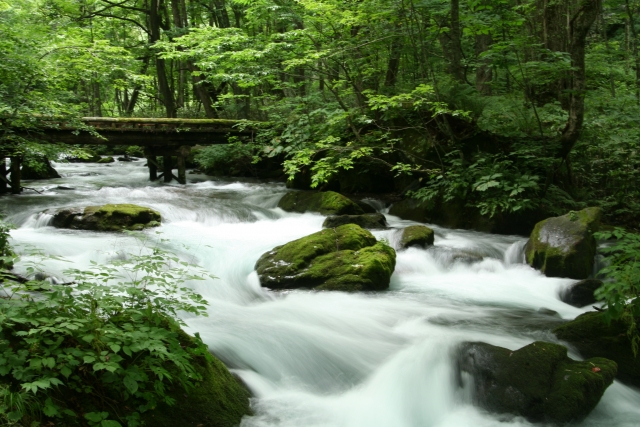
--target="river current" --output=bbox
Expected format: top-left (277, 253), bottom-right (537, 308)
top-left (2, 159), bottom-right (638, 427)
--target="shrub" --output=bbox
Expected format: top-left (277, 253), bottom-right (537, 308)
top-left (0, 233), bottom-right (214, 426)
top-left (594, 228), bottom-right (640, 356)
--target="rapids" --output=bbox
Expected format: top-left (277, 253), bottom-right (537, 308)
top-left (2, 159), bottom-right (638, 427)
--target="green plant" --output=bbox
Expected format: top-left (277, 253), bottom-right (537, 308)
top-left (0, 236), bottom-right (214, 426)
top-left (0, 219), bottom-right (15, 271)
top-left (594, 228), bottom-right (640, 356)
top-left (409, 150), bottom-right (541, 217)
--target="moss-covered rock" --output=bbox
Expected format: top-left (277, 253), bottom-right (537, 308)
top-left (278, 191), bottom-right (364, 215)
top-left (399, 225), bottom-right (434, 249)
top-left (559, 279), bottom-right (602, 308)
top-left (457, 341), bottom-right (617, 423)
top-left (322, 213), bottom-right (387, 229)
top-left (525, 207), bottom-right (601, 279)
top-left (51, 204), bottom-right (161, 232)
top-left (554, 311), bottom-right (640, 388)
top-left (97, 156), bottom-right (115, 164)
top-left (142, 343), bottom-right (252, 427)
top-left (255, 224), bottom-right (396, 291)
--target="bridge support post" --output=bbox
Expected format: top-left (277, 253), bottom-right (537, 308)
top-left (145, 152), bottom-right (158, 181)
top-left (0, 159), bottom-right (7, 194)
top-left (9, 156), bottom-right (21, 194)
top-left (163, 155), bottom-right (172, 183)
top-left (177, 146), bottom-right (190, 185)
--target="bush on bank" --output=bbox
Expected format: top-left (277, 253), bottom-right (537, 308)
top-left (0, 225), bottom-right (250, 426)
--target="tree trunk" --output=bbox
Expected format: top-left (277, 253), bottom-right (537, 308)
top-left (150, 0), bottom-right (176, 118)
top-left (475, 34), bottom-right (493, 95)
top-left (557, 0), bottom-right (602, 159)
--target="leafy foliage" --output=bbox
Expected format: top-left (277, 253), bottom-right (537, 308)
top-left (0, 231), bottom-right (214, 426)
top-left (594, 228), bottom-right (640, 356)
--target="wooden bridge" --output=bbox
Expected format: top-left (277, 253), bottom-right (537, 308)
top-left (1, 117), bottom-right (262, 194)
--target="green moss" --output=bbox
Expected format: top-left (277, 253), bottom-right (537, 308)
top-left (554, 311), bottom-right (640, 387)
top-left (80, 204), bottom-right (161, 231)
top-left (548, 357), bottom-right (617, 423)
top-left (135, 325), bottom-right (252, 427)
top-left (399, 225), bottom-right (435, 249)
top-left (278, 191), bottom-right (364, 215)
top-left (96, 156), bottom-right (115, 163)
top-left (255, 224), bottom-right (396, 291)
top-left (525, 207), bottom-right (601, 279)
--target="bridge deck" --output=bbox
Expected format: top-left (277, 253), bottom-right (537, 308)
top-left (38, 117), bottom-right (261, 147)
top-left (2, 117), bottom-right (267, 193)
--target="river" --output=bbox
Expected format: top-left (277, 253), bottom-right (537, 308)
top-left (2, 159), bottom-right (638, 427)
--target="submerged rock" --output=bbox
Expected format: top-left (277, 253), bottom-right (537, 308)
top-left (52, 204), bottom-right (161, 232)
top-left (322, 213), bottom-right (387, 229)
top-left (525, 207), bottom-right (601, 279)
top-left (399, 225), bottom-right (434, 249)
top-left (559, 279), bottom-right (602, 307)
top-left (456, 341), bottom-right (616, 423)
top-left (278, 191), bottom-right (364, 215)
top-left (255, 224), bottom-right (396, 291)
top-left (554, 311), bottom-right (640, 388)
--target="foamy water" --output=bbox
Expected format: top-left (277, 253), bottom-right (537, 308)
top-left (1, 159), bottom-right (637, 427)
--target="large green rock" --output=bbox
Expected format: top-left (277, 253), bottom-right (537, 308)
top-left (142, 333), bottom-right (252, 427)
top-left (457, 341), bottom-right (617, 423)
top-left (278, 191), bottom-right (364, 215)
top-left (255, 224), bottom-right (396, 291)
top-left (525, 207), bottom-right (601, 279)
top-left (399, 225), bottom-right (434, 249)
top-left (51, 204), bottom-right (161, 232)
top-left (554, 311), bottom-right (640, 388)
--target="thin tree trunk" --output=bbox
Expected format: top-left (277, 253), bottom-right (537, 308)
top-left (558, 0), bottom-right (602, 159)
top-left (150, 0), bottom-right (176, 118)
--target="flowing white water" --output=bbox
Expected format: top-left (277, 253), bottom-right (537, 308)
top-left (2, 159), bottom-right (638, 427)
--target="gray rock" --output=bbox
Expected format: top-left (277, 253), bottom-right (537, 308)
top-left (560, 279), bottom-right (602, 307)
top-left (456, 340), bottom-right (616, 423)
top-left (525, 207), bottom-right (601, 279)
top-left (399, 225), bottom-right (434, 249)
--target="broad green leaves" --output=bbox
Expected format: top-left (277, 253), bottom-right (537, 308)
top-left (0, 229), bottom-right (215, 425)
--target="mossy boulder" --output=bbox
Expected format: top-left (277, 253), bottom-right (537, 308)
top-left (277, 191), bottom-right (364, 215)
top-left (142, 330), bottom-right (251, 427)
top-left (322, 213), bottom-right (387, 229)
top-left (525, 207), bottom-right (601, 279)
top-left (456, 341), bottom-right (617, 423)
top-left (255, 224), bottom-right (396, 291)
top-left (559, 279), bottom-right (602, 308)
top-left (554, 311), bottom-right (640, 388)
top-left (97, 156), bottom-right (115, 164)
top-left (52, 204), bottom-right (161, 232)
top-left (399, 225), bottom-right (434, 249)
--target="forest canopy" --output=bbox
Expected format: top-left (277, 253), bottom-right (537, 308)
top-left (1, 0), bottom-right (639, 225)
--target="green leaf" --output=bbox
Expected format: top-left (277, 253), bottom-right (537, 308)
top-left (123, 375), bottom-right (138, 394)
